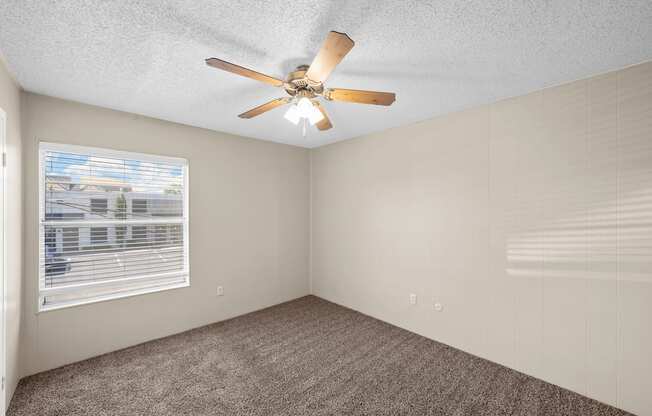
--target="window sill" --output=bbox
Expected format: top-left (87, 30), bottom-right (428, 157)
top-left (37, 280), bottom-right (190, 313)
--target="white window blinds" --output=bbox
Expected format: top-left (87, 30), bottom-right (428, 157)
top-left (39, 142), bottom-right (189, 311)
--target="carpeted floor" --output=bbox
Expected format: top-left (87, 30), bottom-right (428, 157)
top-left (9, 296), bottom-right (632, 416)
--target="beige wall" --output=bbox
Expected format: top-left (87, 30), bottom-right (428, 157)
top-left (10, 60), bottom-right (652, 414)
top-left (0, 58), bottom-right (23, 410)
top-left (311, 61), bottom-right (652, 415)
top-left (21, 93), bottom-right (310, 376)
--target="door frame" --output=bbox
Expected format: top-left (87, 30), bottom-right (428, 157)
top-left (0, 107), bottom-right (7, 415)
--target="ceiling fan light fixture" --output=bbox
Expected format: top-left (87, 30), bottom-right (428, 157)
top-left (285, 97), bottom-right (324, 126)
top-left (296, 97), bottom-right (314, 118)
top-left (284, 105), bottom-right (301, 125)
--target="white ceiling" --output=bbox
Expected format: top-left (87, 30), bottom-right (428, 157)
top-left (1, 1), bottom-right (652, 148)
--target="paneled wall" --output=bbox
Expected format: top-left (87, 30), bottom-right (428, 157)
top-left (311, 62), bottom-right (652, 415)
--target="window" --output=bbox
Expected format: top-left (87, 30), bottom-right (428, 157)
top-left (90, 227), bottom-right (108, 245)
top-left (39, 142), bottom-right (189, 311)
top-left (131, 225), bottom-right (147, 245)
top-left (90, 198), bottom-right (108, 215)
top-left (132, 199), bottom-right (148, 215)
top-left (62, 227), bottom-right (79, 253)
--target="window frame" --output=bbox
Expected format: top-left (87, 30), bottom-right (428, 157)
top-left (38, 141), bottom-right (190, 312)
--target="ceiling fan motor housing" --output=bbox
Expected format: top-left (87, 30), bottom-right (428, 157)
top-left (284, 65), bottom-right (323, 97)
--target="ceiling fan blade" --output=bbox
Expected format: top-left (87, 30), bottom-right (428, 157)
top-left (305, 31), bottom-right (354, 84)
top-left (313, 102), bottom-right (333, 130)
top-left (325, 88), bottom-right (396, 106)
top-left (238, 98), bottom-right (290, 119)
top-left (205, 58), bottom-right (284, 87)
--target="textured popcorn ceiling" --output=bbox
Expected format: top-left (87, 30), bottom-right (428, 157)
top-left (1, 1), bottom-right (652, 148)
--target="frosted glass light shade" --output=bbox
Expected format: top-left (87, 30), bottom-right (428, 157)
top-left (284, 105), bottom-right (301, 125)
top-left (285, 98), bottom-right (324, 127)
top-left (296, 97), bottom-right (313, 118)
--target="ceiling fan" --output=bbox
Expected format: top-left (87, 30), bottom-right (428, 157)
top-left (205, 31), bottom-right (396, 134)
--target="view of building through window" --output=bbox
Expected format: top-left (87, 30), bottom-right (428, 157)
top-left (39, 143), bottom-right (189, 310)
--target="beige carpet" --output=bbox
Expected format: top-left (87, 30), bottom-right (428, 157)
top-left (9, 296), bottom-right (631, 415)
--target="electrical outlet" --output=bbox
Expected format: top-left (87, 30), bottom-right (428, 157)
top-left (217, 286), bottom-right (224, 296)
top-left (409, 293), bottom-right (417, 305)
